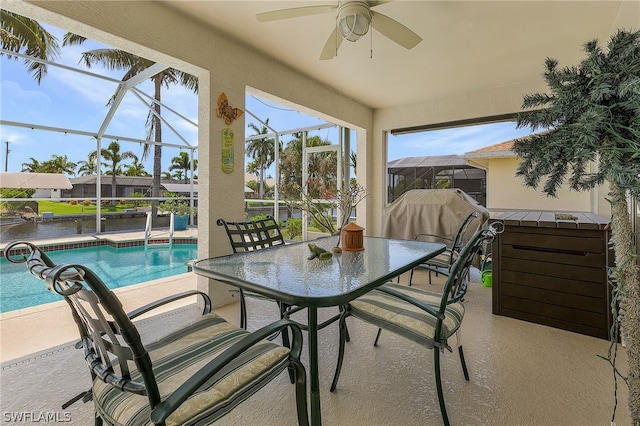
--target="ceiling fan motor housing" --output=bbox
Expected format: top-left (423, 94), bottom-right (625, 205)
top-left (338, 1), bottom-right (371, 42)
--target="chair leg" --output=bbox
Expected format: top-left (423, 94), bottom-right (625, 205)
top-left (292, 360), bottom-right (310, 426)
top-left (373, 328), bottom-right (382, 346)
top-left (330, 316), bottom-right (348, 392)
top-left (239, 289), bottom-right (247, 330)
top-left (279, 303), bottom-right (295, 384)
top-left (408, 268), bottom-right (415, 286)
top-left (338, 305), bottom-right (351, 342)
top-left (458, 345), bottom-right (470, 381)
top-left (433, 349), bottom-right (450, 426)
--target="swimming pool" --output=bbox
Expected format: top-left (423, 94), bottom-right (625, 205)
top-left (0, 244), bottom-right (198, 313)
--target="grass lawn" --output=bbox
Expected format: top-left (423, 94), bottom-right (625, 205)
top-left (37, 200), bottom-right (144, 216)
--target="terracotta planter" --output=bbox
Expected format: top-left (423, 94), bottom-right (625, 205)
top-left (341, 222), bottom-right (364, 251)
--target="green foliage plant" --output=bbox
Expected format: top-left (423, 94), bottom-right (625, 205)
top-left (513, 29), bottom-right (639, 424)
top-left (285, 218), bottom-right (302, 239)
top-left (159, 194), bottom-right (196, 216)
top-left (0, 188), bottom-right (36, 214)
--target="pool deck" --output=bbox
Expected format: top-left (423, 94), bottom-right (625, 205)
top-left (0, 227), bottom-right (199, 362)
top-left (0, 226), bottom-right (198, 253)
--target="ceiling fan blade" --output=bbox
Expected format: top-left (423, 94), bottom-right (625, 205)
top-left (319, 27), bottom-right (344, 60)
top-left (256, 5), bottom-right (336, 22)
top-left (371, 11), bottom-right (422, 50)
top-left (370, 0), bottom-right (394, 6)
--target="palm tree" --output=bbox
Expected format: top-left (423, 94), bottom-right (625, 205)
top-left (279, 134), bottom-right (333, 200)
top-left (43, 154), bottom-right (77, 175)
top-left (62, 33), bottom-right (198, 223)
top-left (124, 158), bottom-right (150, 177)
top-left (172, 170), bottom-right (184, 182)
top-left (169, 151), bottom-right (196, 183)
top-left (1, 10), bottom-right (60, 84)
top-left (21, 155), bottom-right (76, 174)
top-left (246, 119), bottom-right (277, 199)
top-left (77, 156), bottom-right (99, 176)
top-left (90, 141), bottom-right (136, 203)
top-left (21, 157), bottom-right (43, 173)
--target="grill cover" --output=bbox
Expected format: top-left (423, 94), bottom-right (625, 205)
top-left (381, 189), bottom-right (489, 241)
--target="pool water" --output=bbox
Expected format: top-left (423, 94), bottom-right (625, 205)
top-left (0, 244), bottom-right (197, 313)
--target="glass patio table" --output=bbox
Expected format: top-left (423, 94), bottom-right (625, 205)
top-left (192, 236), bottom-right (446, 425)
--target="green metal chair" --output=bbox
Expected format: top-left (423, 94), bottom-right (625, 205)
top-left (217, 216), bottom-right (287, 330)
top-left (330, 225), bottom-right (500, 426)
top-left (5, 241), bottom-right (308, 426)
top-left (409, 211), bottom-right (480, 285)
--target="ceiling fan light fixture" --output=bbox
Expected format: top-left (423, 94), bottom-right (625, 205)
top-left (338, 2), bottom-right (371, 42)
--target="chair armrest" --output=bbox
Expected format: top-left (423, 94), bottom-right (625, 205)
top-left (149, 318), bottom-right (303, 424)
top-left (376, 285), bottom-right (445, 320)
top-left (127, 290), bottom-right (212, 319)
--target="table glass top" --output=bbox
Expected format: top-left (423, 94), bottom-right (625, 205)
top-left (193, 236), bottom-right (445, 307)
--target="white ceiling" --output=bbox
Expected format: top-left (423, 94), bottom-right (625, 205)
top-left (164, 1), bottom-right (632, 111)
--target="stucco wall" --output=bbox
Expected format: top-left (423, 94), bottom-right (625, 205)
top-left (472, 156), bottom-right (611, 219)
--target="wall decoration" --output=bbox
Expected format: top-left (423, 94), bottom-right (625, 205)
top-left (221, 128), bottom-right (234, 174)
top-left (216, 92), bottom-right (243, 125)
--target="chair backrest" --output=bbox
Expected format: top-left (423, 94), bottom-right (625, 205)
top-left (5, 241), bottom-right (164, 409)
top-left (442, 222), bottom-right (502, 306)
top-left (451, 211), bottom-right (480, 253)
top-left (217, 215), bottom-right (285, 253)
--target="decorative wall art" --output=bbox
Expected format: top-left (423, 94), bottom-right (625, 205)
top-left (216, 92), bottom-right (243, 125)
top-left (221, 128), bottom-right (234, 174)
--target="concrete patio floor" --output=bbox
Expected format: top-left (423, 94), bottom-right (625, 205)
top-left (0, 264), bottom-right (631, 425)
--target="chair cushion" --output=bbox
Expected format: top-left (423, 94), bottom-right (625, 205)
top-left (92, 313), bottom-right (290, 426)
top-left (421, 250), bottom-right (456, 270)
top-left (349, 283), bottom-right (464, 348)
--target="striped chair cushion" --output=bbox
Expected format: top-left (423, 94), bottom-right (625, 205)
top-left (349, 283), bottom-right (464, 348)
top-left (422, 250), bottom-right (458, 270)
top-left (92, 313), bottom-right (290, 426)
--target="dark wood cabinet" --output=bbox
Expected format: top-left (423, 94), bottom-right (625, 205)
top-left (492, 211), bottom-right (613, 339)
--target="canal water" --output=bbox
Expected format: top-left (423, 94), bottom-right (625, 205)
top-left (0, 215), bottom-right (172, 242)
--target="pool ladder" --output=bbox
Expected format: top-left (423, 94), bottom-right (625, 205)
top-left (144, 212), bottom-right (174, 248)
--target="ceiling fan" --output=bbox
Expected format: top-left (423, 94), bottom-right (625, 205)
top-left (256, 1), bottom-right (422, 60)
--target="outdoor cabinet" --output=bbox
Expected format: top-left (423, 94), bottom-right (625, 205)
top-left (491, 211), bottom-right (613, 339)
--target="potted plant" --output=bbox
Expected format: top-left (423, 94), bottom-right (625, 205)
top-left (288, 182), bottom-right (367, 252)
top-left (513, 29), bottom-right (639, 424)
top-left (159, 195), bottom-right (196, 231)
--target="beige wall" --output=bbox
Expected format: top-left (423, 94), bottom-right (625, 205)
top-left (468, 156), bottom-right (612, 219)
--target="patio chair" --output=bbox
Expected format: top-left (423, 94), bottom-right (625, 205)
top-left (330, 225), bottom-right (500, 426)
top-left (409, 211), bottom-right (479, 286)
top-left (5, 241), bottom-right (308, 426)
top-left (217, 216), bottom-right (288, 330)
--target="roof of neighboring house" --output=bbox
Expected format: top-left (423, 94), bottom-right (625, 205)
top-left (0, 172), bottom-right (73, 189)
top-left (245, 172), bottom-right (275, 187)
top-left (465, 133), bottom-right (545, 159)
top-left (465, 140), bottom-right (517, 160)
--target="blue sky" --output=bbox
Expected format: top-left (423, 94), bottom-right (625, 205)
top-left (1, 20), bottom-right (533, 179)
